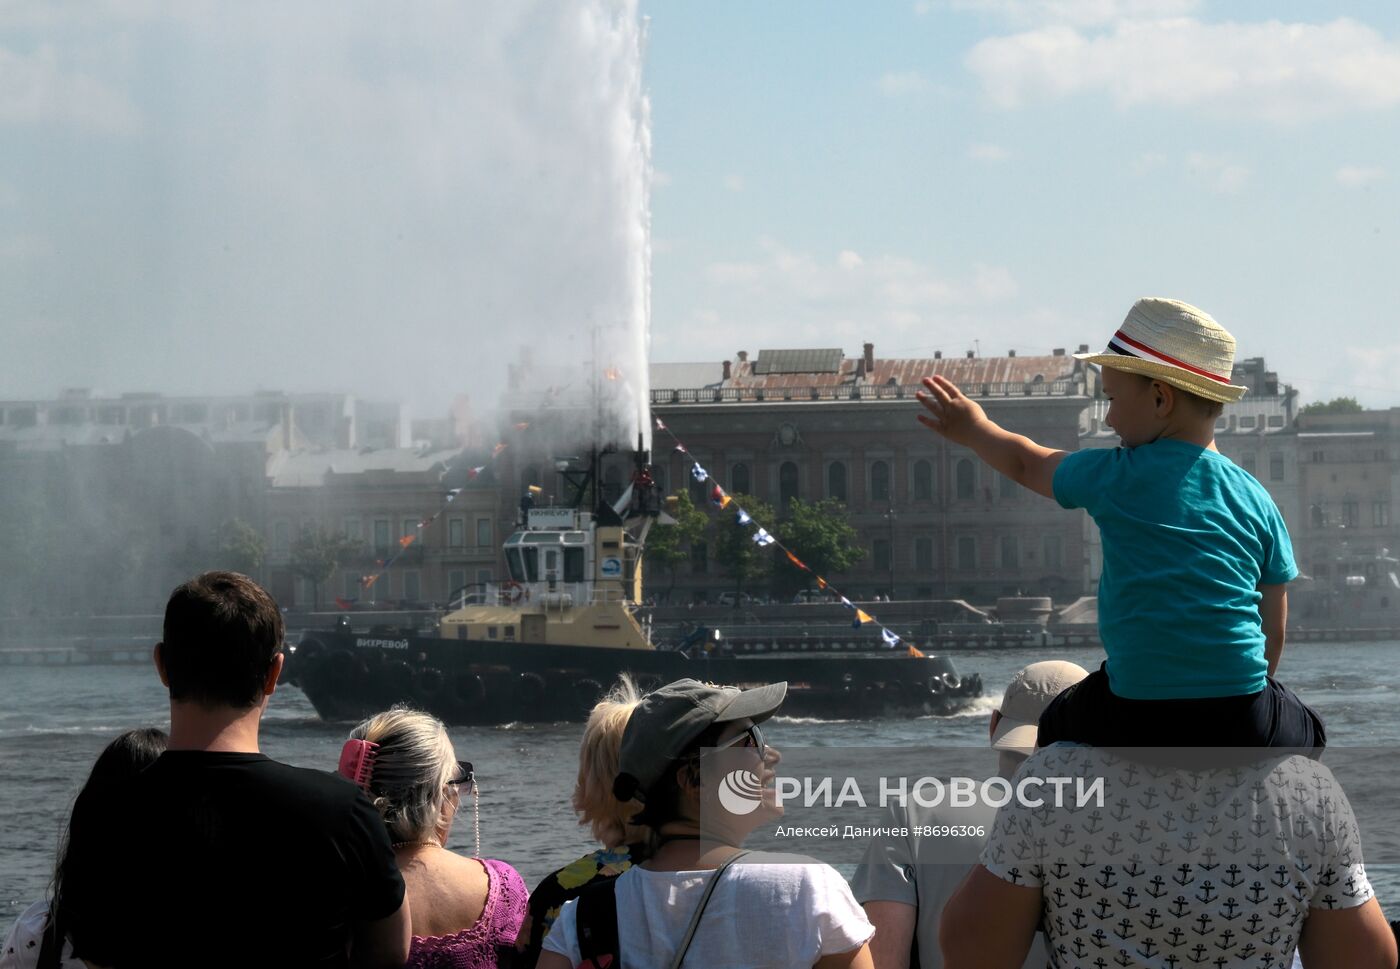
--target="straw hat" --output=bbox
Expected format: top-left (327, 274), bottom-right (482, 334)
top-left (1076, 297), bottom-right (1247, 403)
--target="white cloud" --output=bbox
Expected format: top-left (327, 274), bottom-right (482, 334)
top-left (968, 142), bottom-right (1010, 162)
top-left (1130, 151), bottom-right (1168, 175)
top-left (0, 45), bottom-right (140, 132)
top-left (699, 239), bottom-right (1019, 342)
top-left (941, 0), bottom-right (1199, 27)
top-left (878, 70), bottom-right (933, 96)
top-left (1186, 152), bottom-right (1251, 194)
top-left (723, 174), bottom-right (745, 192)
top-left (652, 169), bottom-right (673, 188)
top-left (966, 17), bottom-right (1400, 123)
top-left (1336, 165), bottom-right (1385, 188)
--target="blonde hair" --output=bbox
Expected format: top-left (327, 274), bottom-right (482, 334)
top-left (572, 675), bottom-right (645, 847)
top-left (349, 705), bottom-right (457, 843)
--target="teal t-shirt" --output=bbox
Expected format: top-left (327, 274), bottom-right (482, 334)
top-left (1053, 438), bottom-right (1297, 699)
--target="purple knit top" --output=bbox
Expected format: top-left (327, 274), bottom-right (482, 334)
top-left (405, 858), bottom-right (527, 969)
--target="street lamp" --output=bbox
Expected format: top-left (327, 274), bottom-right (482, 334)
top-left (884, 504), bottom-right (896, 600)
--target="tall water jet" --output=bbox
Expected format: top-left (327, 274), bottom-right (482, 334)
top-left (1, 1), bottom-right (653, 449)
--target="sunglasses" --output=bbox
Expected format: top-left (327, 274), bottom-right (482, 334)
top-left (447, 760), bottom-right (475, 788)
top-left (706, 724), bottom-right (765, 758)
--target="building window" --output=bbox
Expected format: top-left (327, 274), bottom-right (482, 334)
top-left (914, 537), bottom-right (933, 572)
top-left (1341, 502), bottom-right (1359, 528)
top-left (1043, 534), bottom-right (1063, 570)
top-left (1240, 453), bottom-right (1257, 477)
top-left (1268, 415), bottom-right (1284, 428)
top-left (402, 518), bottom-right (418, 545)
top-left (446, 569), bottom-right (466, 601)
top-left (1000, 536), bottom-right (1019, 569)
top-left (449, 518), bottom-right (465, 547)
top-left (998, 471), bottom-right (1016, 499)
top-left (343, 518), bottom-right (363, 543)
top-left (1374, 502), bottom-right (1391, 528)
top-left (476, 518), bottom-right (492, 547)
top-left (731, 462), bottom-right (751, 495)
top-left (273, 521), bottom-right (290, 555)
top-left (779, 461), bottom-right (799, 506)
top-left (870, 460), bottom-right (890, 502)
top-left (475, 568), bottom-right (493, 586)
top-left (912, 459), bottom-right (933, 501)
top-left (1239, 415), bottom-right (1257, 428)
top-left (955, 460), bottom-right (975, 500)
top-left (690, 540), bottom-right (708, 574)
top-left (872, 538), bottom-right (891, 573)
top-left (1269, 453), bottom-right (1284, 481)
top-left (1311, 450), bottom-right (1324, 463)
top-left (956, 536), bottom-right (976, 571)
top-left (827, 462), bottom-right (848, 503)
top-left (402, 571), bottom-right (421, 603)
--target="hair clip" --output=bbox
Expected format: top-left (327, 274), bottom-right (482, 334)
top-left (338, 738), bottom-right (379, 793)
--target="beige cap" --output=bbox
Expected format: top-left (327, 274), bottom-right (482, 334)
top-left (990, 661), bottom-right (1089, 753)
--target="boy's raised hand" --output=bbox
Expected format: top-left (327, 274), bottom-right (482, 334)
top-left (915, 375), bottom-right (989, 446)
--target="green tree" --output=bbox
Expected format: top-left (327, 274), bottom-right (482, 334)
top-left (290, 526), bottom-right (359, 610)
top-left (643, 490), bottom-right (708, 599)
top-left (711, 492), bottom-right (776, 603)
top-left (1298, 396), bottom-right (1363, 417)
top-left (774, 498), bottom-right (866, 598)
top-left (216, 519), bottom-right (266, 578)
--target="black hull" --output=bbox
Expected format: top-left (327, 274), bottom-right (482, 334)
top-left (284, 631), bottom-right (983, 725)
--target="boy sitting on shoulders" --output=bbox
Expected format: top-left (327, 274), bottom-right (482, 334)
top-left (916, 297), bottom-right (1323, 749)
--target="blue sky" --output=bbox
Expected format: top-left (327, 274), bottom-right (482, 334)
top-left (642, 0), bottom-right (1400, 406)
top-left (2, 1), bottom-right (1398, 414)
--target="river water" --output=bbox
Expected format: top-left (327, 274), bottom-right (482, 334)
top-left (4, 640), bottom-right (1399, 927)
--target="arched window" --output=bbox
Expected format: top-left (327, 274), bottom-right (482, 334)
top-left (827, 462), bottom-right (847, 503)
top-left (912, 459), bottom-right (932, 501)
top-left (779, 461), bottom-right (799, 506)
top-left (871, 460), bottom-right (890, 502)
top-left (956, 459), bottom-right (974, 500)
top-left (731, 462), bottom-right (750, 495)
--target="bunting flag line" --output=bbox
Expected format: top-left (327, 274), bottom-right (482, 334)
top-left (528, 484), bottom-right (543, 495)
top-left (649, 415), bottom-right (923, 652)
top-left (512, 422), bottom-right (531, 431)
top-left (491, 443), bottom-right (508, 458)
top-left (399, 534), bottom-right (416, 548)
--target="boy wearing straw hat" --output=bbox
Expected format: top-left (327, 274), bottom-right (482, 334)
top-left (915, 297), bottom-right (1323, 749)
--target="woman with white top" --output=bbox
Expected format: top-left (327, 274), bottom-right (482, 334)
top-left (538, 677), bottom-right (874, 969)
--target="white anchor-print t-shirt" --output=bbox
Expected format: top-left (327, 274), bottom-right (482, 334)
top-left (979, 744), bottom-right (1372, 969)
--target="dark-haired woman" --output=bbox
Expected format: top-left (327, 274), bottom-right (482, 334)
top-left (2, 728), bottom-right (168, 969)
top-left (538, 678), bottom-right (873, 969)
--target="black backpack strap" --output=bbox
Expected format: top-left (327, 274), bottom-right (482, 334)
top-left (574, 879), bottom-right (622, 969)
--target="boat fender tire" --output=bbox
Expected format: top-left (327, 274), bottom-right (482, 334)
top-left (325, 649), bottom-right (366, 686)
top-left (940, 672), bottom-right (961, 692)
top-left (454, 673), bottom-right (486, 704)
top-left (297, 637), bottom-right (326, 663)
top-left (518, 671), bottom-right (547, 703)
top-left (927, 675), bottom-right (946, 696)
top-left (417, 667), bottom-right (445, 697)
top-left (575, 678), bottom-right (604, 708)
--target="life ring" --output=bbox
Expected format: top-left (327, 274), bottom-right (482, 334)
top-left (501, 581), bottom-right (527, 604)
top-left (416, 667), bottom-right (445, 697)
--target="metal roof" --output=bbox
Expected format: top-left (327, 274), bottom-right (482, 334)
top-left (752, 348), bottom-right (844, 375)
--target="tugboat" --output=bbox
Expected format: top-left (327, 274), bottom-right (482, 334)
top-left (283, 445), bottom-right (982, 725)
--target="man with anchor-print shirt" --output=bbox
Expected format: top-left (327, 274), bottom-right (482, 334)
top-left (939, 744), bottom-right (1395, 969)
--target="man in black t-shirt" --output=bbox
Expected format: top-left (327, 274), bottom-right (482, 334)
top-left (89, 572), bottom-right (408, 969)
